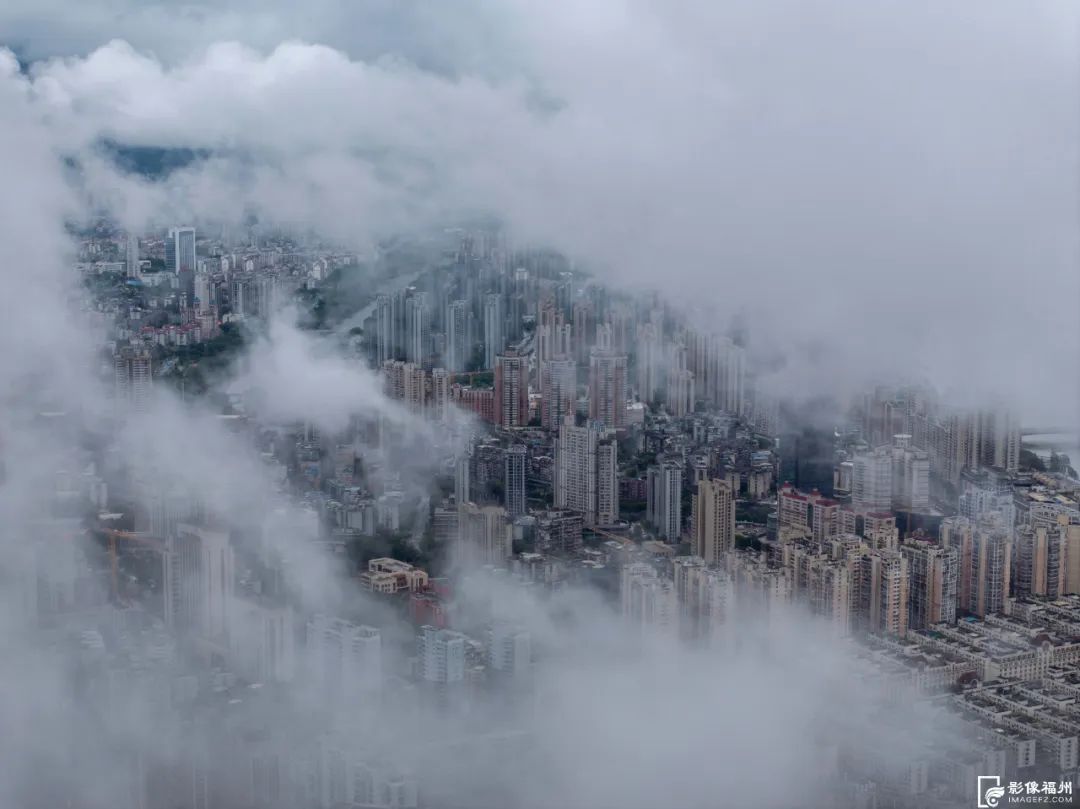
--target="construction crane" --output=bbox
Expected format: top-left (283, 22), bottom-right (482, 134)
top-left (97, 529), bottom-right (166, 598)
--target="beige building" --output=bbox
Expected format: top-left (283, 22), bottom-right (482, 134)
top-left (692, 479), bottom-right (735, 564)
top-left (359, 558), bottom-right (430, 594)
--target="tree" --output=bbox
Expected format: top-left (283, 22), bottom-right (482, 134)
top-left (1019, 449), bottom-right (1047, 473)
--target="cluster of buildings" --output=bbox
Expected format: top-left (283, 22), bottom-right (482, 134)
top-left (51, 224), bottom-right (1080, 808)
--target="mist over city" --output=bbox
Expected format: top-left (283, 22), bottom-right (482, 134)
top-left (0, 2), bottom-right (1077, 809)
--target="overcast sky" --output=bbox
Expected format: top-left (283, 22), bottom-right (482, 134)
top-left (2, 0), bottom-right (1076, 423)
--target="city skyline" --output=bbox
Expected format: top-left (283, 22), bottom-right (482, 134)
top-left (0, 3), bottom-right (1077, 809)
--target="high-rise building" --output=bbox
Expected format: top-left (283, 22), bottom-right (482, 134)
top-left (807, 557), bottom-right (853, 637)
top-left (685, 332), bottom-right (745, 415)
top-left (940, 516), bottom-right (975, 609)
top-left (458, 503), bottom-right (512, 565)
top-left (482, 294), bottom-right (504, 370)
top-left (647, 462), bottom-right (684, 541)
top-left (540, 358), bottom-right (577, 431)
top-left (778, 398), bottom-right (836, 496)
top-left (587, 325), bottom-right (628, 431)
top-left (692, 479), bottom-right (735, 564)
top-left (856, 549), bottom-right (909, 637)
top-left (166, 523), bottom-right (234, 643)
top-left (777, 483), bottom-right (810, 533)
top-left (572, 301), bottom-right (592, 363)
top-left (901, 539), bottom-right (958, 629)
top-left (1014, 524), bottom-right (1065, 599)
top-left (494, 351), bottom-right (529, 428)
top-left (504, 445), bottom-right (527, 518)
top-left (672, 557), bottom-right (735, 645)
top-left (864, 511), bottom-right (900, 550)
top-left (374, 293), bottom-right (400, 365)
top-left (536, 510), bottom-right (584, 554)
top-left (114, 347), bottom-right (153, 413)
top-left (306, 615), bottom-right (382, 698)
top-left (968, 518), bottom-right (1012, 617)
top-left (890, 434), bottom-right (930, 511)
top-left (165, 226), bottom-right (196, 274)
top-left (635, 321), bottom-right (663, 402)
top-left (126, 232), bottom-right (140, 278)
top-left (488, 622), bottom-right (531, 677)
top-left (621, 563), bottom-right (678, 634)
top-left (809, 491), bottom-right (841, 543)
top-left (555, 417), bottom-right (619, 527)
top-left (194, 271), bottom-right (214, 313)
top-left (404, 293), bottom-right (429, 365)
top-left (852, 446), bottom-right (893, 513)
top-left (418, 625), bottom-right (466, 684)
top-left (981, 410), bottom-right (1021, 473)
top-left (382, 360), bottom-right (426, 413)
top-left (430, 368), bottom-right (450, 423)
top-left (665, 345), bottom-right (694, 418)
top-left (445, 299), bottom-right (471, 373)
top-left (455, 450), bottom-right (471, 509)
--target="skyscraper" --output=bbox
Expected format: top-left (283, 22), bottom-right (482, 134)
top-left (404, 293), bottom-right (429, 365)
top-left (635, 321), bottom-right (663, 402)
top-left (692, 478), bottom-right (735, 563)
top-left (430, 368), bottom-right (450, 423)
top-left (418, 625), bottom-right (466, 684)
top-left (504, 445), bottom-right (527, 518)
top-left (665, 345), bottom-right (694, 418)
top-left (856, 549), bottom-right (909, 637)
top-left (483, 293), bottom-right (504, 370)
top-left (901, 539), bottom-right (958, 629)
top-left (166, 523), bottom-right (234, 643)
top-left (458, 503), bottom-right (512, 565)
top-left (968, 518), bottom-right (1012, 617)
top-left (647, 462), bottom-right (684, 542)
top-left (165, 226), bottom-right (196, 274)
top-left (114, 347), bottom-right (153, 413)
top-left (777, 398), bottom-right (837, 496)
top-left (940, 516), bottom-right (974, 609)
top-left (588, 325), bottom-right (628, 431)
top-left (555, 417), bottom-right (619, 527)
top-left (455, 450), bottom-right (471, 509)
top-left (125, 232), bottom-right (140, 278)
top-left (488, 622), bottom-right (531, 677)
top-left (382, 360), bottom-right (426, 413)
top-left (445, 299), bottom-right (471, 373)
top-left (890, 434), bottom-right (930, 511)
top-left (306, 615), bottom-right (382, 698)
top-left (374, 293), bottom-right (398, 365)
top-left (541, 358), bottom-right (577, 431)
top-left (852, 446), bottom-right (893, 513)
top-left (494, 350), bottom-right (529, 428)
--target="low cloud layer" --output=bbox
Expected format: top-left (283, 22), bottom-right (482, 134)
top-left (2, 0), bottom-right (1075, 425)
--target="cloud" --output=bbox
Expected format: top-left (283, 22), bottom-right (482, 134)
top-left (0, 3), bottom-right (1070, 805)
top-left (7, 0), bottom-right (1076, 427)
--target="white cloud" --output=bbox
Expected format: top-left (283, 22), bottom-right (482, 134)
top-left (7, 1), bottom-right (1075, 426)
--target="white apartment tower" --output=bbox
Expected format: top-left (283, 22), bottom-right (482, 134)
top-left (555, 417), bottom-right (619, 527)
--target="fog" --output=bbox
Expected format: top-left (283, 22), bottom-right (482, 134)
top-left (0, 2), bottom-right (1074, 808)
top-left (3, 0), bottom-right (1076, 424)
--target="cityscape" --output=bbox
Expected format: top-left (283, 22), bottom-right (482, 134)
top-left (0, 4), bottom-right (1078, 809)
